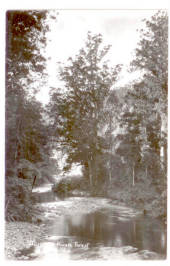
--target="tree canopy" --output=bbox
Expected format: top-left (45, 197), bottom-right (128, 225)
top-left (49, 32), bottom-right (121, 187)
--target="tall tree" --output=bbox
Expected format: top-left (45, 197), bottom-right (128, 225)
top-left (5, 10), bottom-right (51, 221)
top-left (113, 11), bottom-right (168, 216)
top-left (49, 32), bottom-right (121, 187)
top-left (130, 10), bottom-right (168, 168)
top-left (116, 107), bottom-right (142, 187)
top-left (6, 10), bottom-right (49, 171)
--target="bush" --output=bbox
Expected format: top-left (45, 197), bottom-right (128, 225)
top-left (108, 180), bottom-right (167, 220)
top-left (148, 190), bottom-right (167, 219)
top-left (90, 181), bottom-right (109, 197)
top-left (5, 159), bottom-right (42, 222)
top-left (5, 175), bottom-right (33, 221)
top-left (52, 175), bottom-right (89, 196)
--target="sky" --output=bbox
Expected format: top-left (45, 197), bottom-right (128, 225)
top-left (36, 9), bottom-right (157, 103)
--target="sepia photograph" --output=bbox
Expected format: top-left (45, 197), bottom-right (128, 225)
top-left (4, 7), bottom-right (167, 261)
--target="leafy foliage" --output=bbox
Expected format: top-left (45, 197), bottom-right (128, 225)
top-left (5, 174), bottom-right (33, 221)
top-left (49, 32), bottom-right (121, 187)
top-left (108, 11), bottom-right (167, 218)
top-left (52, 175), bottom-right (89, 196)
top-left (5, 10), bottom-right (51, 221)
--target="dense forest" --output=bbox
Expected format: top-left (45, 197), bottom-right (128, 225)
top-left (5, 10), bottom-right (168, 222)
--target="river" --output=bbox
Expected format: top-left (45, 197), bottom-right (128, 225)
top-left (17, 185), bottom-right (167, 260)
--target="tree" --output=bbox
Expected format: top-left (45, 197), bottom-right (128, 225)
top-left (116, 108), bottom-right (142, 186)
top-left (130, 11), bottom-right (167, 185)
top-left (49, 32), bottom-right (121, 188)
top-left (130, 10), bottom-right (168, 169)
top-left (103, 88), bottom-right (125, 184)
top-left (131, 11), bottom-right (168, 94)
top-left (5, 10), bottom-right (51, 221)
top-left (113, 11), bottom-right (168, 216)
top-left (6, 10), bottom-right (49, 171)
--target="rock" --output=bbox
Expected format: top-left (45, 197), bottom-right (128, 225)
top-left (122, 246), bottom-right (138, 254)
top-left (138, 250), bottom-right (159, 259)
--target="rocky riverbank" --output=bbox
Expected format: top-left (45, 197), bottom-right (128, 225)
top-left (5, 222), bottom-right (46, 260)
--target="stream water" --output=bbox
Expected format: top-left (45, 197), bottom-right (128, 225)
top-left (18, 187), bottom-right (167, 260)
top-left (40, 208), bottom-right (166, 260)
top-left (45, 211), bottom-right (166, 254)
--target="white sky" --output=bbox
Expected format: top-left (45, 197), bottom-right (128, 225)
top-left (37, 9), bottom-right (157, 103)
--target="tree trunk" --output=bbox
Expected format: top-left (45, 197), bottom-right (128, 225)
top-left (109, 167), bottom-right (112, 184)
top-left (160, 116), bottom-right (167, 171)
top-left (107, 160), bottom-right (112, 185)
top-left (109, 114), bottom-right (112, 185)
top-left (145, 166), bottom-right (148, 179)
top-left (164, 142), bottom-right (167, 173)
top-left (14, 119), bottom-right (22, 165)
top-left (88, 159), bottom-right (93, 187)
top-left (132, 165), bottom-right (135, 186)
top-left (32, 175), bottom-right (37, 190)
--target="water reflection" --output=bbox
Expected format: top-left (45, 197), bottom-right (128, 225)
top-left (44, 210), bottom-right (166, 257)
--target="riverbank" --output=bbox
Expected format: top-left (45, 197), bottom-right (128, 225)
top-left (5, 222), bottom-right (46, 260)
top-left (33, 196), bottom-right (142, 221)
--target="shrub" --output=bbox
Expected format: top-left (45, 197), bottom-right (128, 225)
top-left (5, 175), bottom-right (33, 221)
top-left (52, 175), bottom-right (89, 196)
top-left (5, 159), bottom-right (42, 222)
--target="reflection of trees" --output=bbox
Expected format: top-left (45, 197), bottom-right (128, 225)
top-left (135, 217), bottom-right (166, 253)
top-left (47, 211), bottom-right (166, 255)
top-left (114, 233), bottom-right (123, 247)
top-left (49, 216), bottom-right (69, 236)
top-left (160, 231), bottom-right (166, 252)
top-left (65, 212), bottom-right (138, 247)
